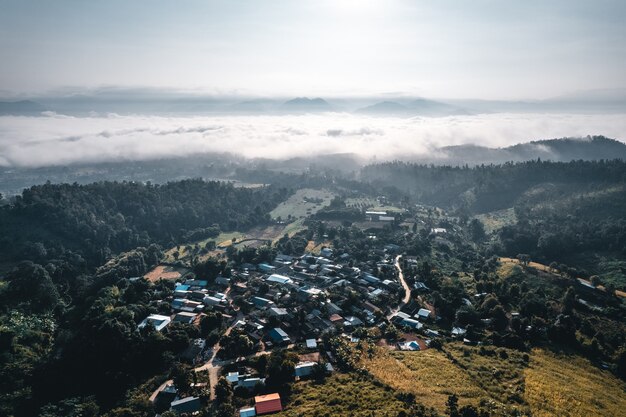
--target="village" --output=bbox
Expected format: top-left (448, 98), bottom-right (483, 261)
top-left (141, 212), bottom-right (463, 416)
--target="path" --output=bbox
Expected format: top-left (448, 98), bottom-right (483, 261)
top-left (387, 255), bottom-right (411, 319)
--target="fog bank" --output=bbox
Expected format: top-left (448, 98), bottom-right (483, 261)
top-left (1, 112), bottom-right (625, 168)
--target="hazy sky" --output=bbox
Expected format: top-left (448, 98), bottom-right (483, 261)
top-left (0, 0), bottom-right (625, 99)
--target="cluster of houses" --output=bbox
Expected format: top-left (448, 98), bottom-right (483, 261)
top-left (143, 229), bottom-right (468, 415)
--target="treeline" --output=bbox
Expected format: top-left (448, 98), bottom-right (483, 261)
top-left (0, 179), bottom-right (289, 268)
top-left (360, 159), bottom-right (626, 212)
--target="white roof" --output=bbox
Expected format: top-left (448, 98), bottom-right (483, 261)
top-left (240, 407), bottom-right (256, 417)
top-left (306, 338), bottom-right (318, 349)
top-left (138, 314), bottom-right (171, 332)
top-left (417, 308), bottom-right (431, 318)
top-left (267, 274), bottom-right (293, 284)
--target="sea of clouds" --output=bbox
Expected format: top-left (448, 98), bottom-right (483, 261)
top-left (0, 112), bottom-right (625, 167)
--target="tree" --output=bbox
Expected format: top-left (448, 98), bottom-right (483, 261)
top-left (468, 219), bottom-right (486, 242)
top-left (214, 377), bottom-right (233, 405)
top-left (446, 394), bottom-right (459, 417)
top-left (561, 287), bottom-right (577, 313)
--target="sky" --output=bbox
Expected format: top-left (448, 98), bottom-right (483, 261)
top-left (0, 0), bottom-right (625, 99)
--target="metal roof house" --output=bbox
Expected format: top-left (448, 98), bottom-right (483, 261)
top-left (138, 314), bottom-right (171, 332)
top-left (240, 407), bottom-right (257, 417)
top-left (255, 393), bottom-right (282, 415)
top-left (266, 274), bottom-right (293, 285)
top-left (268, 328), bottom-right (290, 344)
top-left (295, 361), bottom-right (317, 378)
top-left (170, 396), bottom-right (202, 413)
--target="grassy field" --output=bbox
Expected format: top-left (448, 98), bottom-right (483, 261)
top-left (360, 347), bottom-right (487, 413)
top-left (270, 188), bottom-right (335, 220)
top-left (356, 343), bottom-right (626, 417)
top-left (525, 349), bottom-right (626, 417)
top-left (276, 373), bottom-right (411, 417)
top-left (475, 208), bottom-right (516, 234)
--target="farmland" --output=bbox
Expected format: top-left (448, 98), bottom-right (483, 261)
top-left (270, 188), bottom-right (335, 221)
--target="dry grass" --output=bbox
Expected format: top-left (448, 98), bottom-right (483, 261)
top-left (276, 373), bottom-right (409, 417)
top-left (143, 265), bottom-right (184, 282)
top-left (524, 349), bottom-right (626, 417)
top-left (360, 347), bottom-right (487, 413)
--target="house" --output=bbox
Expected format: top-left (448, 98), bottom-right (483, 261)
top-left (417, 308), bottom-right (432, 320)
top-left (431, 228), bottom-right (447, 234)
top-left (185, 279), bottom-right (209, 288)
top-left (269, 328), bottom-right (290, 344)
top-left (393, 312), bottom-right (411, 321)
top-left (138, 314), bottom-right (171, 332)
top-left (152, 383), bottom-right (177, 406)
top-left (298, 286), bottom-right (322, 300)
top-left (170, 396), bottom-right (202, 413)
top-left (269, 307), bottom-right (288, 318)
top-left (326, 302), bottom-right (343, 315)
top-left (294, 361), bottom-right (317, 378)
top-left (425, 329), bottom-right (440, 338)
top-left (399, 341), bottom-right (421, 351)
top-left (400, 318), bottom-right (423, 329)
top-left (173, 312), bottom-right (197, 324)
top-left (258, 263), bottom-right (276, 273)
top-left (215, 276), bottom-right (231, 286)
top-left (343, 316), bottom-right (364, 327)
top-left (266, 274), bottom-right (292, 285)
top-left (226, 372), bottom-right (240, 384)
top-left (203, 295), bottom-right (225, 307)
top-left (320, 247), bottom-right (333, 258)
top-left (306, 338), bottom-right (318, 349)
top-left (329, 314), bottom-right (344, 324)
top-left (252, 296), bottom-right (275, 309)
top-left (172, 299), bottom-right (203, 312)
top-left (369, 289), bottom-right (384, 299)
top-left (240, 377), bottom-right (265, 390)
top-left (240, 407), bottom-right (257, 417)
top-left (255, 393), bottom-right (283, 415)
top-left (451, 327), bottom-right (467, 337)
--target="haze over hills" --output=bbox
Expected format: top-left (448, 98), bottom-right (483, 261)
top-left (1, 136), bottom-right (624, 197)
top-left (357, 98), bottom-right (468, 116)
top-left (432, 136), bottom-right (626, 165)
top-left (2, 88), bottom-right (626, 116)
top-left (0, 100), bottom-right (47, 115)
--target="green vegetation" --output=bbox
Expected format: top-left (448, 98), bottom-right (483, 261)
top-left (270, 188), bottom-right (334, 221)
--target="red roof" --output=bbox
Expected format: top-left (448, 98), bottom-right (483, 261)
top-left (255, 393), bottom-right (282, 414)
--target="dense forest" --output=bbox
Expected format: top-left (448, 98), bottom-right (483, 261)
top-left (0, 180), bottom-right (289, 268)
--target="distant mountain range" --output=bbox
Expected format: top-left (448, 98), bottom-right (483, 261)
top-left (0, 100), bottom-right (47, 115)
top-left (431, 136), bottom-right (626, 164)
top-left (281, 97), bottom-right (332, 112)
top-left (357, 98), bottom-right (468, 116)
top-left (1, 88), bottom-right (625, 115)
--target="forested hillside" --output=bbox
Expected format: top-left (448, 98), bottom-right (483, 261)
top-left (0, 180), bottom-right (289, 268)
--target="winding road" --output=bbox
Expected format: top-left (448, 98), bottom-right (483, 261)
top-left (387, 255), bottom-right (411, 319)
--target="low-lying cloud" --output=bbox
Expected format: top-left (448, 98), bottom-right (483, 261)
top-left (0, 112), bottom-right (625, 168)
